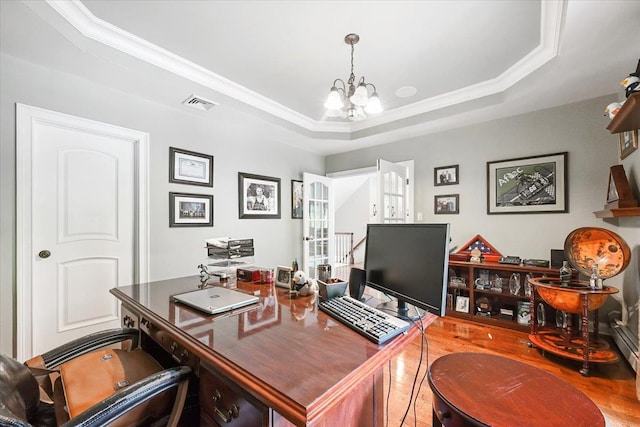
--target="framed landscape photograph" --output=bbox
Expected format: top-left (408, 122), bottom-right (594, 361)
top-left (434, 194), bottom-right (459, 214)
top-left (169, 147), bottom-right (213, 187)
top-left (434, 164), bottom-right (459, 186)
top-left (291, 180), bottom-right (303, 219)
top-left (619, 129), bottom-right (638, 160)
top-left (169, 192), bottom-right (213, 227)
top-left (487, 152), bottom-right (568, 214)
top-left (239, 172), bottom-right (281, 219)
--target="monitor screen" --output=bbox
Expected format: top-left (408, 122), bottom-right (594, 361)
top-left (364, 223), bottom-right (450, 319)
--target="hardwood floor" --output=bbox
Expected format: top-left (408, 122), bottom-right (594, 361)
top-left (385, 316), bottom-right (640, 427)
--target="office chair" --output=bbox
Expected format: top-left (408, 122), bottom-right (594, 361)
top-left (0, 328), bottom-right (191, 427)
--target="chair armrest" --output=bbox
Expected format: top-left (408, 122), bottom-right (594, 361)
top-left (0, 414), bottom-right (30, 427)
top-left (38, 328), bottom-right (140, 368)
top-left (60, 366), bottom-right (191, 427)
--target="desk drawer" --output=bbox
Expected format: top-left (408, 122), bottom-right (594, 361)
top-left (200, 362), bottom-right (268, 427)
top-left (140, 316), bottom-right (199, 372)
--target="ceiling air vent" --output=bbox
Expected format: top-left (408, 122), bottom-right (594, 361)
top-left (182, 95), bottom-right (218, 111)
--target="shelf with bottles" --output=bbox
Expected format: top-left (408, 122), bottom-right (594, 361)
top-left (446, 260), bottom-right (575, 332)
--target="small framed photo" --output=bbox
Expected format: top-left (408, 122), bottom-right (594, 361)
top-left (619, 129), bottom-right (638, 160)
top-left (239, 172), bottom-right (281, 219)
top-left (434, 164), bottom-right (459, 186)
top-left (435, 194), bottom-right (459, 214)
top-left (169, 192), bottom-right (213, 227)
top-left (291, 180), bottom-right (303, 219)
top-left (275, 265), bottom-right (293, 288)
top-left (517, 301), bottom-right (532, 325)
top-left (455, 295), bottom-right (470, 313)
top-left (169, 147), bottom-right (213, 187)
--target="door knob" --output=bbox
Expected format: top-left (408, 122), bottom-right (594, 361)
top-left (38, 250), bottom-right (51, 259)
top-left (304, 237), bottom-right (314, 241)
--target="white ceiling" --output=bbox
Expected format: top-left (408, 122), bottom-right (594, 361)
top-left (1, 1), bottom-right (639, 155)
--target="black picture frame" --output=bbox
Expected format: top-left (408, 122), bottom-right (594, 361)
top-left (434, 194), bottom-right (459, 214)
top-left (169, 147), bottom-right (214, 187)
top-left (291, 180), bottom-right (303, 219)
top-left (434, 164), bottom-right (459, 186)
top-left (619, 129), bottom-right (638, 160)
top-left (487, 152), bottom-right (568, 214)
top-left (238, 172), bottom-right (281, 219)
top-left (169, 192), bottom-right (213, 227)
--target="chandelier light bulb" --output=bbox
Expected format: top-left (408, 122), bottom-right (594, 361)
top-left (364, 92), bottom-right (383, 114)
top-left (324, 87), bottom-right (344, 110)
top-left (350, 83), bottom-right (370, 107)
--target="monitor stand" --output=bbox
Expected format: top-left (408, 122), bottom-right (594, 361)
top-left (377, 299), bottom-right (423, 321)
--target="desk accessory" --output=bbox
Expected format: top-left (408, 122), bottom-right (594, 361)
top-left (275, 265), bottom-right (292, 288)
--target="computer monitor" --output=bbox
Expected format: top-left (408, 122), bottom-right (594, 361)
top-left (364, 223), bottom-right (450, 319)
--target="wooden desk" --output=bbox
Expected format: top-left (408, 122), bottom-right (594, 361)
top-left (111, 276), bottom-right (425, 426)
top-left (428, 353), bottom-right (605, 427)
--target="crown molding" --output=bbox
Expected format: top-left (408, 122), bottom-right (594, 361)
top-left (45, 0), bottom-right (565, 137)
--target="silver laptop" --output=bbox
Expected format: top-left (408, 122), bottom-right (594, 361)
top-left (172, 287), bottom-right (259, 315)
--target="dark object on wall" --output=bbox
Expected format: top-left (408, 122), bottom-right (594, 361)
top-left (486, 152), bottom-right (568, 214)
top-left (169, 147), bottom-right (214, 187)
top-left (550, 249), bottom-right (567, 269)
top-left (605, 165), bottom-right (638, 209)
top-left (349, 268), bottom-right (366, 301)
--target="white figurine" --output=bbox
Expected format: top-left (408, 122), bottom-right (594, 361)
top-left (621, 75), bottom-right (640, 98)
top-left (604, 101), bottom-right (622, 119)
top-left (291, 270), bottom-right (319, 296)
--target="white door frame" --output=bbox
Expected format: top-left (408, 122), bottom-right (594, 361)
top-left (16, 104), bottom-right (150, 360)
top-left (327, 160), bottom-right (414, 223)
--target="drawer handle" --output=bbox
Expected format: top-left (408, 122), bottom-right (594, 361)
top-left (123, 315), bottom-right (135, 328)
top-left (212, 390), bottom-right (239, 423)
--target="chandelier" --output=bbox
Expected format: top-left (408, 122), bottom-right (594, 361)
top-left (324, 33), bottom-right (383, 121)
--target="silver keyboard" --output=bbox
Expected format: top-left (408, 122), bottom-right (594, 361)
top-left (318, 295), bottom-right (410, 344)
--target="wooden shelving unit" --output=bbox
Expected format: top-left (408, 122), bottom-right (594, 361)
top-left (600, 92), bottom-right (639, 218)
top-left (593, 207), bottom-right (640, 218)
top-left (607, 92), bottom-right (639, 133)
top-left (446, 260), bottom-right (572, 332)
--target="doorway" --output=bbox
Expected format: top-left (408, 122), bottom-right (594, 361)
top-left (16, 104), bottom-right (150, 360)
top-left (329, 160), bottom-right (414, 266)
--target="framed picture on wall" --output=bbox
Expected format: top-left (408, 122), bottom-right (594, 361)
top-left (291, 180), bottom-right (303, 219)
top-left (238, 172), bottom-right (281, 219)
top-left (434, 194), bottom-right (459, 214)
top-left (434, 164), bottom-right (459, 186)
top-left (619, 129), bottom-right (638, 160)
top-left (169, 147), bottom-right (214, 187)
top-left (169, 192), bottom-right (213, 227)
top-left (487, 152), bottom-right (568, 214)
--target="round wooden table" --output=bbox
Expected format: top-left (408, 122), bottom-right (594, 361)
top-left (428, 353), bottom-right (604, 427)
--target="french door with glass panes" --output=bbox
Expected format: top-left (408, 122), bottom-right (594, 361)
top-left (302, 172), bottom-right (334, 279)
top-left (376, 159), bottom-right (408, 224)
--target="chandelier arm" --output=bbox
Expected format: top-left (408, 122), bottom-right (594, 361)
top-left (332, 79), bottom-right (346, 92)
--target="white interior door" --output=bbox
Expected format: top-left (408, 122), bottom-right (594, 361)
top-left (376, 159), bottom-right (409, 224)
top-left (302, 172), bottom-right (334, 279)
top-left (17, 104), bottom-right (149, 359)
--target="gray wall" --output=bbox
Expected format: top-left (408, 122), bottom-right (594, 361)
top-left (0, 54), bottom-right (324, 355)
top-left (327, 95), bottom-right (640, 327)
